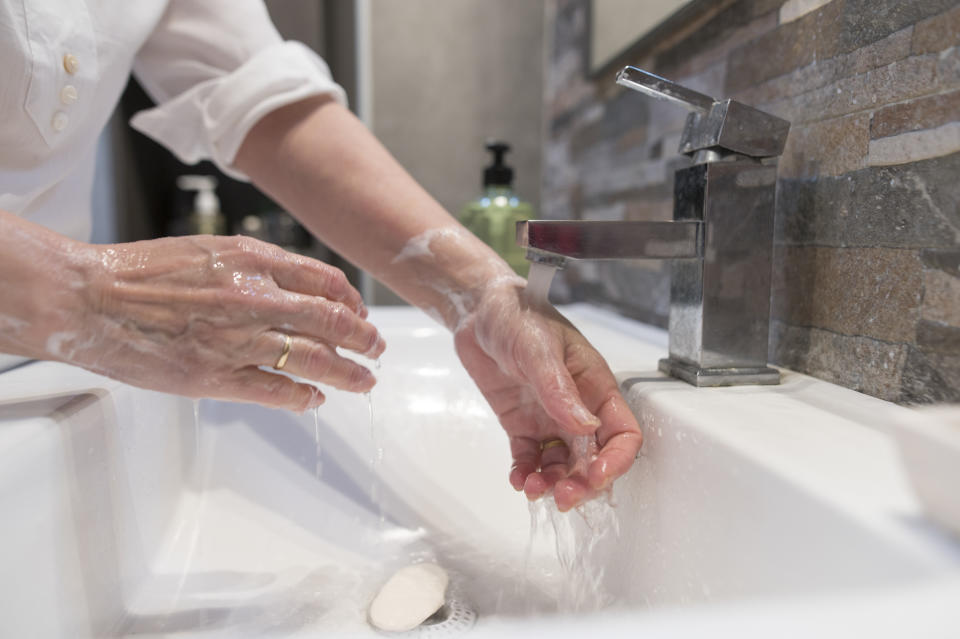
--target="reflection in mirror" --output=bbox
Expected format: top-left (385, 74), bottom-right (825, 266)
top-left (589, 0), bottom-right (695, 75)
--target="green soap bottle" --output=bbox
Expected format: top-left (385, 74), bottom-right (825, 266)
top-left (459, 141), bottom-right (533, 277)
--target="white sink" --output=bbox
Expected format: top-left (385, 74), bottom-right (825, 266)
top-left (1, 305), bottom-right (959, 638)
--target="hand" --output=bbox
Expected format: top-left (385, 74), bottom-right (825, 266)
top-left (453, 280), bottom-right (643, 512)
top-left (62, 235), bottom-right (384, 411)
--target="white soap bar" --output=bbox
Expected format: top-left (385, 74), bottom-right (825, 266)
top-left (369, 563), bottom-right (449, 632)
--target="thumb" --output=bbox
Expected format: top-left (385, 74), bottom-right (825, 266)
top-left (520, 349), bottom-right (600, 435)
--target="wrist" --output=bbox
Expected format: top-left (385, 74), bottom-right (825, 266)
top-left (0, 211), bottom-right (100, 362)
top-left (392, 226), bottom-right (524, 331)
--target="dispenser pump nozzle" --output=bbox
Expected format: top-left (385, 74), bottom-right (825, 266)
top-left (483, 140), bottom-right (514, 188)
top-left (177, 175), bottom-right (220, 218)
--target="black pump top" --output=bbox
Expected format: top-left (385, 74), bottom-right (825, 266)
top-left (483, 140), bottom-right (514, 188)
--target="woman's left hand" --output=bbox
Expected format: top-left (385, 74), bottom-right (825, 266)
top-left (453, 280), bottom-right (643, 512)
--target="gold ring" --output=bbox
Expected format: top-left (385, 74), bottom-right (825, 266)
top-left (274, 334), bottom-right (292, 370)
top-left (541, 438), bottom-right (566, 452)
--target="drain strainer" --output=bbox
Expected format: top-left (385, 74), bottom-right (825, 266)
top-left (414, 596), bottom-right (477, 637)
top-left (374, 588), bottom-right (476, 637)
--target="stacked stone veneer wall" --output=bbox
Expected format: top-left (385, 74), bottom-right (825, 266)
top-left (543, 0), bottom-right (960, 403)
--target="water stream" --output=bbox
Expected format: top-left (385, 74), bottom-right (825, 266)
top-left (313, 407), bottom-right (323, 479)
top-left (521, 260), bottom-right (619, 613)
top-left (192, 399), bottom-right (201, 465)
top-left (368, 357), bottom-right (384, 525)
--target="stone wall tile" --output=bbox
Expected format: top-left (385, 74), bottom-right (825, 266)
top-left (624, 197), bottom-right (674, 222)
top-left (725, 1), bottom-right (842, 95)
top-left (912, 3), bottom-right (960, 55)
top-left (732, 26), bottom-right (912, 107)
top-left (544, 0), bottom-right (960, 404)
top-left (771, 322), bottom-right (908, 401)
top-left (772, 246), bottom-right (923, 342)
top-left (657, 11), bottom-right (777, 80)
top-left (900, 347), bottom-right (960, 403)
top-left (868, 122), bottom-right (960, 167)
top-left (871, 88), bottom-right (960, 139)
top-left (922, 269), bottom-right (960, 327)
top-left (840, 0), bottom-right (957, 53)
top-left (763, 55), bottom-right (938, 124)
top-left (777, 152), bottom-right (960, 248)
top-left (921, 248), bottom-right (960, 274)
top-left (780, 0), bottom-right (835, 25)
top-left (917, 320), bottom-right (960, 354)
top-left (779, 113), bottom-right (869, 178)
top-left (937, 45), bottom-right (960, 90)
top-left (654, 0), bottom-right (761, 76)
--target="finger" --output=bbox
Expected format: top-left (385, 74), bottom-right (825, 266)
top-left (554, 477), bottom-right (590, 512)
top-left (522, 444), bottom-right (571, 501)
top-left (225, 366), bottom-right (326, 413)
top-left (588, 393), bottom-right (643, 491)
top-left (269, 251), bottom-right (366, 317)
top-left (509, 437), bottom-right (540, 491)
top-left (275, 293), bottom-right (385, 358)
top-left (519, 348), bottom-right (600, 436)
top-left (258, 332), bottom-right (376, 392)
top-left (523, 472), bottom-right (551, 500)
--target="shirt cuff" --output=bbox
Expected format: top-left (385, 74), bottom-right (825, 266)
top-left (129, 40), bottom-right (347, 181)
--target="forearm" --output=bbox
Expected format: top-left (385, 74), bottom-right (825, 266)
top-left (234, 96), bottom-right (520, 330)
top-left (0, 210), bottom-right (94, 361)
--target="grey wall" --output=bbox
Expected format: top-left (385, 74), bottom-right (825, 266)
top-left (366, 0), bottom-right (545, 304)
top-left (370, 1), bottom-right (544, 214)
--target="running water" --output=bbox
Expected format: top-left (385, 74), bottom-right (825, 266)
top-left (313, 407), bottom-right (323, 479)
top-left (368, 357), bottom-right (384, 524)
top-left (520, 260), bottom-right (619, 612)
top-left (192, 399), bottom-right (201, 467)
top-left (525, 261), bottom-right (557, 308)
top-left (522, 493), bottom-right (619, 613)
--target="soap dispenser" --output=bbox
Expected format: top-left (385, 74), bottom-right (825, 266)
top-left (459, 141), bottom-right (533, 276)
top-left (177, 175), bottom-right (226, 236)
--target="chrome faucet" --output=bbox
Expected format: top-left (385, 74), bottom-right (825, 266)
top-left (518, 66), bottom-right (790, 387)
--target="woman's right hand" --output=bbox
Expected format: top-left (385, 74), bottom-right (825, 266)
top-left (1, 216), bottom-right (383, 412)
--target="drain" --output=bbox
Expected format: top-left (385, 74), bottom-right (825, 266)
top-left (414, 595), bottom-right (477, 637)
top-left (374, 588), bottom-right (477, 637)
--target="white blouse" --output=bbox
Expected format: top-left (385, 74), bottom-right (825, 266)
top-left (0, 0), bottom-right (346, 242)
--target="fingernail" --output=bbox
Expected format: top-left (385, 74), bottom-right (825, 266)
top-left (363, 335), bottom-right (386, 359)
top-left (574, 404), bottom-right (601, 430)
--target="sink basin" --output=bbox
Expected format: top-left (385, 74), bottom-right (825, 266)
top-left (1, 305), bottom-right (959, 638)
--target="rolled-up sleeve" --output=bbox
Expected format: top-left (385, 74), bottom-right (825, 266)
top-left (130, 0), bottom-right (346, 180)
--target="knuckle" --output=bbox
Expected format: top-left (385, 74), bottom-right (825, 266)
top-left (325, 303), bottom-right (356, 340)
top-left (347, 364), bottom-right (369, 387)
top-left (322, 264), bottom-right (349, 290)
top-left (234, 235), bottom-right (259, 254)
top-left (363, 328), bottom-right (380, 354)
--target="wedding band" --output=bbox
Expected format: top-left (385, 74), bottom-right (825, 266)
top-left (274, 334), bottom-right (292, 370)
top-left (541, 438), bottom-right (566, 451)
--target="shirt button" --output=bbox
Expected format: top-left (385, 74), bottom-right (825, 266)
top-left (63, 54), bottom-right (79, 75)
top-left (51, 111), bottom-right (69, 132)
top-left (60, 85), bottom-right (78, 105)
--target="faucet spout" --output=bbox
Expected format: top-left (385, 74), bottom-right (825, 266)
top-left (615, 66), bottom-right (716, 113)
top-left (519, 66), bottom-right (788, 388)
top-left (516, 220), bottom-right (703, 262)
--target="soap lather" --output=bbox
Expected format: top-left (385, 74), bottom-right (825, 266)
top-left (459, 140), bottom-right (533, 277)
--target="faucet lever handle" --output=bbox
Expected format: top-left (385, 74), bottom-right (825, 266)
top-left (616, 66), bottom-right (716, 113)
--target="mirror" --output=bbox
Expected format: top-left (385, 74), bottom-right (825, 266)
top-left (589, 0), bottom-right (697, 75)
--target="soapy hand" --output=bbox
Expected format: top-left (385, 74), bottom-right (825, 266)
top-left (453, 280), bottom-right (643, 512)
top-left (7, 229), bottom-right (384, 411)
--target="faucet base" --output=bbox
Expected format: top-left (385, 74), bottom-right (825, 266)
top-left (658, 358), bottom-right (781, 387)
